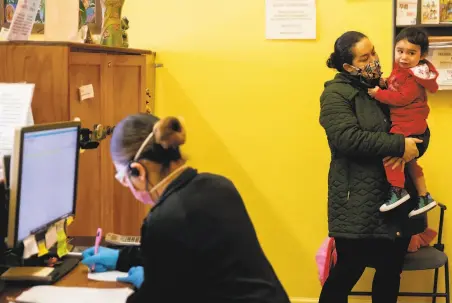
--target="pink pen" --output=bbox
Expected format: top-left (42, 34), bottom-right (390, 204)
top-left (92, 227), bottom-right (102, 271)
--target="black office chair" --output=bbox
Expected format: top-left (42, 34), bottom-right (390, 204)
top-left (350, 203), bottom-right (449, 303)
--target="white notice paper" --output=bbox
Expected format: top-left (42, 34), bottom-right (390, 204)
top-left (429, 47), bottom-right (452, 87)
top-left (88, 270), bottom-right (129, 282)
top-left (16, 286), bottom-right (134, 303)
top-left (266, 0), bottom-right (316, 40)
top-left (0, 83), bottom-right (34, 177)
top-left (23, 234), bottom-right (39, 259)
top-left (79, 84), bottom-right (95, 101)
top-left (6, 0), bottom-right (41, 41)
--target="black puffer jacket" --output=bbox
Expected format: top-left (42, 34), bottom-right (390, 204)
top-left (319, 72), bottom-right (428, 240)
top-left (116, 168), bottom-right (290, 303)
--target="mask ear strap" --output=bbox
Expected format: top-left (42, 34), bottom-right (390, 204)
top-left (134, 132), bottom-right (154, 161)
top-left (128, 131), bottom-right (155, 177)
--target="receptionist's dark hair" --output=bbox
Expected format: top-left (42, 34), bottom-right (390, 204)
top-left (110, 113), bottom-right (186, 167)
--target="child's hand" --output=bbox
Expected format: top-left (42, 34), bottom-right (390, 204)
top-left (379, 78), bottom-right (387, 88)
top-left (368, 87), bottom-right (380, 97)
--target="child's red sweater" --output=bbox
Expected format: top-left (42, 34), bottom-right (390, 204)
top-left (374, 60), bottom-right (439, 135)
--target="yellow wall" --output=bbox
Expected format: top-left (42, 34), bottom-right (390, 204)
top-left (117, 0), bottom-right (451, 299)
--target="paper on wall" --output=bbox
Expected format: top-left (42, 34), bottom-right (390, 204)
top-left (6, 0), bottom-right (41, 41)
top-left (429, 48), bottom-right (452, 87)
top-left (79, 84), bottom-right (95, 101)
top-left (0, 83), bottom-right (34, 178)
top-left (26, 105), bottom-right (34, 125)
top-left (266, 0), bottom-right (316, 40)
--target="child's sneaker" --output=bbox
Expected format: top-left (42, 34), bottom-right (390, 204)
top-left (408, 193), bottom-right (437, 218)
top-left (380, 186), bottom-right (411, 212)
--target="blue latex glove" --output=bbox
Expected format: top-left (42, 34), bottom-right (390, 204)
top-left (81, 246), bottom-right (119, 273)
top-left (117, 266), bottom-right (144, 289)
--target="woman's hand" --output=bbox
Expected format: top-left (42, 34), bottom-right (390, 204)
top-left (403, 137), bottom-right (423, 162)
top-left (383, 157), bottom-right (405, 171)
top-left (81, 246), bottom-right (120, 273)
top-left (117, 266), bottom-right (144, 288)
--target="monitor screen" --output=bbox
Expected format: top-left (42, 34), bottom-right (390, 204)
top-left (16, 126), bottom-right (79, 242)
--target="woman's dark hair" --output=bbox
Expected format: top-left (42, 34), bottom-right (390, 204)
top-left (395, 27), bottom-right (429, 55)
top-left (326, 31), bottom-right (367, 72)
top-left (110, 113), bottom-right (186, 167)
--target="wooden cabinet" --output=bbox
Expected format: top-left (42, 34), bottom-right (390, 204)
top-left (0, 41), bottom-right (155, 237)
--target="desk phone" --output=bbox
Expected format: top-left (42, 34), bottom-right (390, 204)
top-left (105, 233), bottom-right (141, 246)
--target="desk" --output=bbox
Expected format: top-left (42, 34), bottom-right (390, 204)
top-left (0, 236), bottom-right (129, 303)
top-left (0, 264), bottom-right (129, 302)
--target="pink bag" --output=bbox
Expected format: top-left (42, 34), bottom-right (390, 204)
top-left (408, 227), bottom-right (438, 252)
top-left (315, 237), bottom-right (337, 286)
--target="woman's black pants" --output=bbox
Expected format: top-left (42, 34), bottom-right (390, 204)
top-left (319, 237), bottom-right (411, 303)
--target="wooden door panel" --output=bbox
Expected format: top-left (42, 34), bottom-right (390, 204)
top-left (67, 53), bottom-right (105, 236)
top-left (0, 45), bottom-right (69, 123)
top-left (105, 55), bottom-right (148, 235)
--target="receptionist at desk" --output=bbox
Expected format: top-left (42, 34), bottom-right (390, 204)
top-left (81, 114), bottom-right (290, 303)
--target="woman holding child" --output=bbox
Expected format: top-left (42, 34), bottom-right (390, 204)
top-left (318, 30), bottom-right (434, 303)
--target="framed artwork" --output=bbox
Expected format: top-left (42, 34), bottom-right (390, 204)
top-left (80, 0), bottom-right (102, 34)
top-left (0, 0), bottom-right (45, 34)
top-left (0, 0), bottom-right (103, 36)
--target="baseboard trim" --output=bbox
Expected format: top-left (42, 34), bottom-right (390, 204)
top-left (290, 298), bottom-right (318, 303)
top-left (290, 297), bottom-right (417, 303)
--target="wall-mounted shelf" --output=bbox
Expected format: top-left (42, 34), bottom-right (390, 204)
top-left (429, 36), bottom-right (452, 43)
top-left (394, 0), bottom-right (452, 37)
top-left (396, 23), bottom-right (452, 28)
top-left (393, 0), bottom-right (452, 90)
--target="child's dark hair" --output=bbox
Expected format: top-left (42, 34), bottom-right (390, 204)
top-left (326, 31), bottom-right (367, 72)
top-left (395, 27), bottom-right (429, 55)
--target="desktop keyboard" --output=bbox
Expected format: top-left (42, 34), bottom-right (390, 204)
top-left (0, 257), bottom-right (80, 285)
top-left (48, 257), bottom-right (80, 284)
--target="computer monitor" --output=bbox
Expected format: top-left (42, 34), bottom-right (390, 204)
top-left (7, 122), bottom-right (80, 248)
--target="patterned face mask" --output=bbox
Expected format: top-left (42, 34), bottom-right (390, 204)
top-left (351, 60), bottom-right (382, 80)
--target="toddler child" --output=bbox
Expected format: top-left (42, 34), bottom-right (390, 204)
top-left (368, 27), bottom-right (438, 218)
